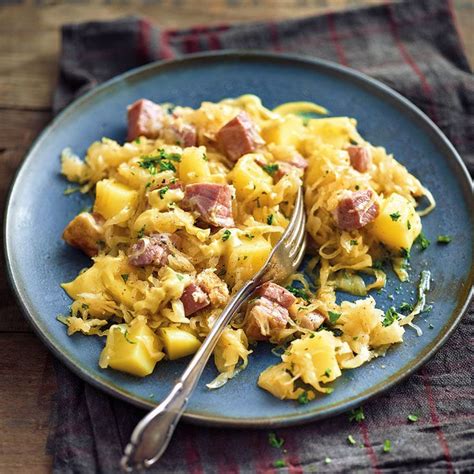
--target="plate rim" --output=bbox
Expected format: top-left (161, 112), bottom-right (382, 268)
top-left (4, 50), bottom-right (474, 428)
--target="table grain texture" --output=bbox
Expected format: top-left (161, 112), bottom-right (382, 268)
top-left (0, 1), bottom-right (472, 472)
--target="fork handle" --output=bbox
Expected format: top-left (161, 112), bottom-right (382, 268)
top-left (121, 277), bottom-right (259, 472)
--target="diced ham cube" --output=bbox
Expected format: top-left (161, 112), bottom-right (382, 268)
top-left (127, 99), bottom-right (164, 142)
top-left (183, 183), bottom-right (235, 228)
top-left (196, 269), bottom-right (229, 307)
top-left (244, 297), bottom-right (290, 341)
top-left (256, 282), bottom-right (296, 309)
top-left (334, 190), bottom-right (379, 231)
top-left (216, 112), bottom-right (264, 161)
top-left (62, 212), bottom-right (105, 257)
top-left (163, 123), bottom-right (197, 147)
top-left (288, 152), bottom-right (308, 170)
top-left (128, 234), bottom-right (170, 266)
top-left (348, 146), bottom-right (372, 173)
top-left (181, 283), bottom-right (210, 316)
top-left (298, 311), bottom-right (325, 331)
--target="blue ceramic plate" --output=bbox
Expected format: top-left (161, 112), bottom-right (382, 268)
top-left (5, 52), bottom-right (473, 428)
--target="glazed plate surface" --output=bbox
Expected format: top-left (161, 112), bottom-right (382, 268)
top-left (5, 52), bottom-right (473, 427)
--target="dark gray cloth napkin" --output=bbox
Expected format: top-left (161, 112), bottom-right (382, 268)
top-left (50, 0), bottom-right (474, 472)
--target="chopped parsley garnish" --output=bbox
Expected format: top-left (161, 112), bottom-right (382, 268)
top-left (122, 329), bottom-right (136, 345)
top-left (382, 306), bottom-right (399, 327)
top-left (437, 235), bottom-right (452, 244)
top-left (268, 432), bottom-right (285, 448)
top-left (286, 285), bottom-right (310, 302)
top-left (202, 153), bottom-right (208, 161)
top-left (400, 247), bottom-right (411, 259)
top-left (267, 214), bottom-right (274, 225)
top-left (158, 186), bottom-right (169, 199)
top-left (324, 368), bottom-right (332, 377)
top-left (399, 302), bottom-right (413, 313)
top-left (137, 226), bottom-right (146, 239)
top-left (372, 260), bottom-right (384, 270)
top-left (138, 149), bottom-right (181, 175)
top-left (262, 164), bottom-right (279, 176)
top-left (350, 139), bottom-right (359, 145)
top-left (407, 414), bottom-right (419, 422)
top-left (389, 211), bottom-right (401, 221)
top-left (331, 328), bottom-right (344, 337)
top-left (349, 407), bottom-right (365, 422)
top-left (222, 230), bottom-right (231, 241)
top-left (176, 274), bottom-right (184, 281)
top-left (415, 232), bottom-right (431, 250)
top-left (347, 435), bottom-right (356, 445)
top-left (297, 391), bottom-right (309, 405)
top-left (355, 184), bottom-right (360, 190)
top-left (383, 439), bottom-right (391, 453)
top-left (325, 457), bottom-right (332, 464)
top-left (350, 239), bottom-right (358, 245)
top-left (145, 181), bottom-right (152, 189)
top-left (245, 233), bottom-right (255, 239)
top-left (273, 460), bottom-right (286, 468)
top-left (407, 220), bottom-right (411, 230)
top-left (81, 303), bottom-right (89, 310)
top-left (134, 137), bottom-right (141, 144)
top-left (328, 311), bottom-right (342, 324)
top-left (121, 274), bottom-right (129, 283)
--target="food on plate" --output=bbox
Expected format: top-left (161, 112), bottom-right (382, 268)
top-left (59, 95), bottom-right (434, 401)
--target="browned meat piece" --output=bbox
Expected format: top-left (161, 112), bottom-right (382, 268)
top-left (216, 112), bottom-right (264, 161)
top-left (62, 212), bottom-right (105, 257)
top-left (196, 269), bottom-right (229, 307)
top-left (127, 99), bottom-right (164, 141)
top-left (256, 282), bottom-right (296, 309)
top-left (298, 311), bottom-right (325, 331)
top-left (243, 297), bottom-right (290, 341)
top-left (333, 190), bottom-right (379, 231)
top-left (128, 234), bottom-right (172, 266)
top-left (183, 183), bottom-right (235, 228)
top-left (180, 283), bottom-right (210, 316)
top-left (347, 145), bottom-right (372, 173)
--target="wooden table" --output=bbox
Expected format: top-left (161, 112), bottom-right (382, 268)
top-left (0, 1), bottom-right (472, 472)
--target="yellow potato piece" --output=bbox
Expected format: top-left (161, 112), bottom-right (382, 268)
top-left (262, 115), bottom-right (305, 148)
top-left (94, 179), bottom-right (138, 220)
top-left (179, 147), bottom-right (211, 184)
top-left (100, 317), bottom-right (164, 377)
top-left (228, 155), bottom-right (273, 201)
top-left (160, 327), bottom-right (201, 360)
top-left (224, 236), bottom-right (272, 285)
top-left (370, 193), bottom-right (421, 252)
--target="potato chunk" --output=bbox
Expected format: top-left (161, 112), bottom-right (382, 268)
top-left (370, 193), bottom-right (421, 252)
top-left (94, 179), bottom-right (138, 220)
top-left (262, 115), bottom-right (305, 148)
top-left (160, 327), bottom-right (201, 360)
top-left (228, 155), bottom-right (273, 201)
top-left (224, 236), bottom-right (272, 285)
top-left (99, 317), bottom-right (164, 377)
top-left (179, 147), bottom-right (211, 184)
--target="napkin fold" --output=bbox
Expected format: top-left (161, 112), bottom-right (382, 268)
top-left (50, 0), bottom-right (473, 472)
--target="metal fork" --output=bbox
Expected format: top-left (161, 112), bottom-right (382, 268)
top-left (121, 187), bottom-right (307, 472)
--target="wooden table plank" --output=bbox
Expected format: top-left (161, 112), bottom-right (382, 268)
top-left (0, 334), bottom-right (55, 473)
top-left (0, 0), bottom-right (472, 110)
